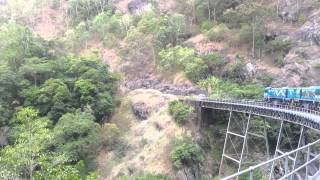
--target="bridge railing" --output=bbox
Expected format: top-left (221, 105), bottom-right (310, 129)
top-left (190, 97), bottom-right (320, 117)
top-left (222, 138), bottom-right (320, 180)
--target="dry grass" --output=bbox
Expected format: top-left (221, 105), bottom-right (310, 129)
top-left (98, 89), bottom-right (197, 179)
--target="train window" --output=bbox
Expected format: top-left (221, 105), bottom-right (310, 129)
top-left (316, 89), bottom-right (320, 95)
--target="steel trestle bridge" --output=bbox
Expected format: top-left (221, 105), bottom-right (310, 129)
top-left (186, 97), bottom-right (320, 180)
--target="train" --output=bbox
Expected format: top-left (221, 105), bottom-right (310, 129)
top-left (264, 86), bottom-right (320, 110)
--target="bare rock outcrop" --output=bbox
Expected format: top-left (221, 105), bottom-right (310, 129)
top-left (131, 102), bottom-right (151, 120)
top-left (273, 45), bottom-right (320, 87)
top-left (298, 10), bottom-right (320, 45)
top-left (122, 74), bottom-right (203, 96)
top-left (128, 0), bottom-right (152, 14)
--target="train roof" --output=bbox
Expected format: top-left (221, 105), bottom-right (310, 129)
top-left (266, 86), bottom-right (320, 89)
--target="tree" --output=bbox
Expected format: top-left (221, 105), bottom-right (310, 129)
top-left (68, 0), bottom-right (111, 25)
top-left (0, 66), bottom-right (22, 126)
top-left (0, 22), bottom-right (49, 70)
top-left (170, 136), bottom-right (204, 169)
top-left (223, 2), bottom-right (273, 58)
top-left (19, 57), bottom-right (57, 87)
top-left (37, 79), bottom-right (72, 120)
top-left (0, 108), bottom-right (52, 179)
top-left (158, 46), bottom-right (195, 71)
top-left (53, 112), bottom-right (99, 161)
top-left (168, 101), bottom-right (194, 125)
top-left (74, 79), bottom-right (97, 105)
top-left (99, 123), bottom-right (121, 150)
top-left (91, 10), bottom-right (124, 39)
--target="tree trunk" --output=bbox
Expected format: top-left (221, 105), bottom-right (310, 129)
top-left (192, 0), bottom-right (196, 23)
top-left (252, 17), bottom-right (256, 59)
top-left (277, 0), bottom-right (280, 15)
top-left (213, 7), bottom-right (216, 22)
top-left (208, 0), bottom-right (211, 21)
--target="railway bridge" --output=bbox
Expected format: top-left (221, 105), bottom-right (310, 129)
top-left (186, 98), bottom-right (320, 180)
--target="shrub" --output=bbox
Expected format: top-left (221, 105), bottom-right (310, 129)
top-left (257, 73), bottom-right (273, 86)
top-left (119, 173), bottom-right (170, 180)
top-left (99, 123), bottom-right (122, 150)
top-left (184, 57), bottom-right (209, 82)
top-left (200, 20), bottom-right (215, 32)
top-left (158, 46), bottom-right (195, 72)
top-left (200, 52), bottom-right (227, 77)
top-left (158, 46), bottom-right (209, 82)
top-left (198, 76), bottom-right (264, 99)
top-left (168, 100), bottom-right (193, 125)
top-left (274, 56), bottom-right (285, 67)
top-left (265, 38), bottom-right (292, 55)
top-left (222, 57), bottom-right (246, 84)
top-left (206, 23), bottom-right (231, 42)
top-left (90, 11), bottom-right (124, 39)
top-left (170, 136), bottom-right (204, 169)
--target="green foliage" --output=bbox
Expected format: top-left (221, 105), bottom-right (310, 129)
top-left (0, 22), bottom-right (49, 70)
top-left (223, 56), bottom-right (246, 83)
top-left (131, 12), bottom-right (188, 48)
top-left (206, 23), bottom-right (231, 42)
top-left (37, 79), bottom-right (71, 119)
top-left (119, 173), bottom-right (170, 180)
top-left (159, 46), bottom-right (209, 82)
top-left (201, 52), bottom-right (227, 76)
top-left (265, 38), bottom-right (292, 67)
top-left (184, 57), bottom-right (209, 81)
top-left (0, 23), bottom-right (118, 178)
top-left (198, 76), bottom-right (264, 99)
top-left (91, 10), bottom-right (124, 39)
top-left (0, 108), bottom-right (53, 178)
top-left (168, 100), bottom-right (193, 125)
top-left (159, 46), bottom-right (195, 71)
top-left (238, 169), bottom-right (265, 180)
top-left (34, 162), bottom-right (82, 180)
top-left (200, 20), bottom-right (215, 32)
top-left (53, 112), bottom-right (99, 161)
top-left (0, 66), bottom-right (22, 126)
top-left (68, 0), bottom-right (110, 25)
top-left (222, 2), bottom-right (274, 28)
top-left (266, 38), bottom-right (292, 55)
top-left (170, 136), bottom-right (204, 169)
top-left (99, 123), bottom-right (122, 150)
top-left (176, 0), bottom-right (240, 23)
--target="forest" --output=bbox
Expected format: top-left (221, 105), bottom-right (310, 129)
top-left (0, 0), bottom-right (320, 179)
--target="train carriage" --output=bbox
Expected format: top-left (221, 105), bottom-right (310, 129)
top-left (264, 86), bottom-right (320, 110)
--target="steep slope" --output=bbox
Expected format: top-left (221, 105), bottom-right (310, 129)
top-left (97, 89), bottom-right (196, 179)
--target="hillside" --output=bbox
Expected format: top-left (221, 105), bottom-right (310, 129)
top-left (0, 0), bottom-right (320, 179)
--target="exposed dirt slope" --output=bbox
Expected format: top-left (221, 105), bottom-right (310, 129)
top-left (32, 0), bottom-right (68, 39)
top-left (97, 89), bottom-right (197, 179)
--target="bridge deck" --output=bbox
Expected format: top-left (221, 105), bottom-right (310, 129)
top-left (188, 98), bottom-right (320, 130)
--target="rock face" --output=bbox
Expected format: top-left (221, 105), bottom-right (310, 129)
top-left (128, 0), bottom-right (152, 14)
top-left (129, 89), bottom-right (170, 120)
top-left (131, 102), bottom-right (151, 120)
top-left (298, 10), bottom-right (320, 45)
top-left (273, 45), bottom-right (320, 87)
top-left (122, 74), bottom-right (203, 96)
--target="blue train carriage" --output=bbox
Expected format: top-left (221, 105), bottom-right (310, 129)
top-left (264, 86), bottom-right (320, 110)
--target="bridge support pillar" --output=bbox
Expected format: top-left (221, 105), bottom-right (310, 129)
top-left (219, 111), bottom-right (253, 178)
top-left (269, 120), bottom-right (284, 180)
